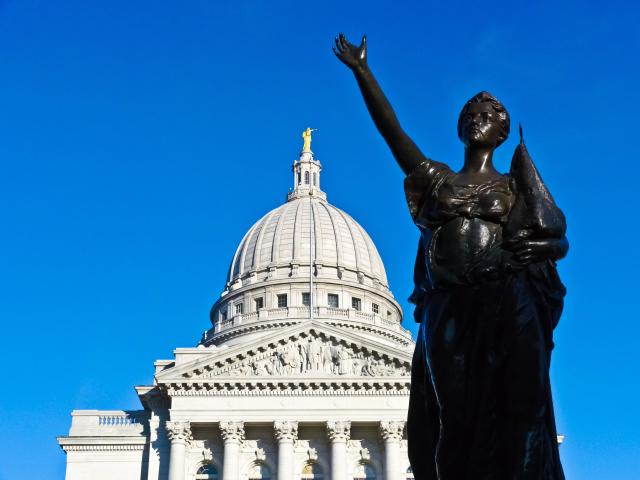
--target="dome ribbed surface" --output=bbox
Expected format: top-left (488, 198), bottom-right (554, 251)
top-left (227, 196), bottom-right (388, 286)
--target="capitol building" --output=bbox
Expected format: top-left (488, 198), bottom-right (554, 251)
top-left (58, 132), bottom-right (416, 480)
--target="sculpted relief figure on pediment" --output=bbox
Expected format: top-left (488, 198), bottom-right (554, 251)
top-left (196, 335), bottom-right (410, 378)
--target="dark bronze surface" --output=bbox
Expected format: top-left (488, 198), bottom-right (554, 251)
top-left (335, 33), bottom-right (568, 480)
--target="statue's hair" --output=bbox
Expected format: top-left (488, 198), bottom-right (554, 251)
top-left (457, 91), bottom-right (510, 147)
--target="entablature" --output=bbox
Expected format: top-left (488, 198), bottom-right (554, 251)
top-left (164, 378), bottom-right (411, 396)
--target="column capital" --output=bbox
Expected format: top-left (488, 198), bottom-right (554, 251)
top-left (379, 420), bottom-right (405, 441)
top-left (326, 421), bottom-right (351, 442)
top-left (274, 421), bottom-right (298, 441)
top-left (220, 421), bottom-right (245, 443)
top-left (166, 421), bottom-right (192, 444)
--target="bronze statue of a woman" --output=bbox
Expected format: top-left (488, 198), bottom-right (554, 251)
top-left (334, 34), bottom-right (568, 480)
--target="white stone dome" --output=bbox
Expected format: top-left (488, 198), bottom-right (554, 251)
top-left (205, 136), bottom-right (408, 349)
top-left (227, 195), bottom-right (388, 288)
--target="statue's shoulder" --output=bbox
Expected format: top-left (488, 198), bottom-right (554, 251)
top-left (404, 158), bottom-right (454, 222)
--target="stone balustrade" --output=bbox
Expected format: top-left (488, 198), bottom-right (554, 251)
top-left (68, 410), bottom-right (149, 437)
top-left (98, 414), bottom-right (141, 426)
top-left (210, 306), bottom-right (407, 337)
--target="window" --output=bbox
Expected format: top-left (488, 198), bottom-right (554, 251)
top-left (254, 297), bottom-right (264, 310)
top-left (298, 171), bottom-right (301, 185)
top-left (277, 294), bottom-right (288, 308)
top-left (313, 172), bottom-right (317, 186)
top-left (406, 466), bottom-right (415, 479)
top-left (305, 171), bottom-right (310, 184)
top-left (301, 463), bottom-right (324, 479)
top-left (352, 297), bottom-right (362, 311)
top-left (387, 310), bottom-right (392, 319)
top-left (220, 309), bottom-right (227, 322)
top-left (354, 463), bottom-right (376, 480)
top-left (302, 292), bottom-right (311, 306)
top-left (372, 303), bottom-right (379, 314)
top-left (328, 293), bottom-right (339, 308)
top-left (248, 463), bottom-right (271, 479)
top-left (235, 303), bottom-right (244, 315)
top-left (196, 463), bottom-right (219, 479)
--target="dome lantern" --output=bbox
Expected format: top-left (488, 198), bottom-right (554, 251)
top-left (288, 128), bottom-right (326, 202)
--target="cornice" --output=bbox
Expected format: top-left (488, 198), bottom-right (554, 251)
top-left (60, 444), bottom-right (145, 452)
top-left (57, 436), bottom-right (147, 453)
top-left (163, 379), bottom-right (410, 396)
top-left (136, 386), bottom-right (170, 411)
top-left (205, 319), bottom-right (300, 345)
top-left (204, 317), bottom-right (412, 348)
top-left (323, 320), bottom-right (413, 345)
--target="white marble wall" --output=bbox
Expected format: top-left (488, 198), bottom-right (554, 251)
top-left (63, 449), bottom-right (147, 480)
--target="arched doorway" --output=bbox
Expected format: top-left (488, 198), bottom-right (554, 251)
top-left (195, 463), bottom-right (219, 480)
top-left (248, 462), bottom-right (271, 479)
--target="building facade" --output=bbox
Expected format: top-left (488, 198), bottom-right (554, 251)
top-left (58, 135), bottom-right (416, 480)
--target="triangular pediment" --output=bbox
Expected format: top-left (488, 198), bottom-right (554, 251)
top-left (156, 320), bottom-right (413, 386)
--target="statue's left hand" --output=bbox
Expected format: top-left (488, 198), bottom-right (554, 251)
top-left (512, 237), bottom-right (569, 264)
top-left (333, 33), bottom-right (367, 71)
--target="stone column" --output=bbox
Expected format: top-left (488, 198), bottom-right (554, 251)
top-left (274, 421), bottom-right (298, 480)
top-left (166, 421), bottom-right (192, 480)
top-left (220, 421), bottom-right (245, 480)
top-left (327, 421), bottom-right (351, 480)
top-left (380, 421), bottom-right (405, 480)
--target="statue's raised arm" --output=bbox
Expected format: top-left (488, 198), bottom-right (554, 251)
top-left (333, 33), bottom-right (431, 175)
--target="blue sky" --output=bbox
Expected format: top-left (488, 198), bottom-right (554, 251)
top-left (0, 1), bottom-right (638, 478)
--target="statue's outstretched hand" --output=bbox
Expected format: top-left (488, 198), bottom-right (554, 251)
top-left (333, 33), bottom-right (367, 71)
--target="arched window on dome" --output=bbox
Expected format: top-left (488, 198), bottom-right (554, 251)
top-left (301, 462), bottom-right (324, 479)
top-left (248, 462), bottom-right (271, 479)
top-left (313, 172), bottom-right (317, 186)
top-left (353, 462), bottom-right (377, 480)
top-left (195, 463), bottom-right (219, 480)
top-left (305, 171), bottom-right (310, 185)
top-left (298, 171), bottom-right (302, 185)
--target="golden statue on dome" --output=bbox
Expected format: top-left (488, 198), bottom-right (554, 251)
top-left (301, 127), bottom-right (316, 152)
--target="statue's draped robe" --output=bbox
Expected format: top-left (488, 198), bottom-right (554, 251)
top-left (405, 145), bottom-right (566, 480)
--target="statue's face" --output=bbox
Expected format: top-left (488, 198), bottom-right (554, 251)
top-left (460, 102), bottom-right (503, 149)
